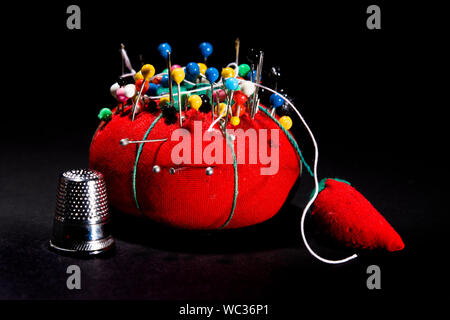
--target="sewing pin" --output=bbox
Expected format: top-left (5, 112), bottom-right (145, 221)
top-left (235, 38), bottom-right (240, 66)
top-left (120, 43), bottom-right (136, 77)
top-left (132, 64), bottom-right (155, 121)
top-left (199, 42), bottom-right (213, 63)
top-left (157, 43), bottom-right (174, 106)
top-left (172, 67), bottom-right (186, 127)
top-left (251, 51), bottom-right (264, 118)
top-left (269, 65), bottom-right (281, 92)
top-left (270, 93), bottom-right (284, 117)
top-left (205, 67), bottom-right (219, 121)
top-left (167, 51), bottom-right (174, 107)
top-left (224, 78), bottom-right (239, 131)
top-left (120, 138), bottom-right (168, 146)
top-left (186, 62), bottom-right (200, 83)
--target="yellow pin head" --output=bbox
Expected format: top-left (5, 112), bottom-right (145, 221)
top-left (215, 102), bottom-right (227, 116)
top-left (197, 63), bottom-right (207, 75)
top-left (230, 116), bottom-right (240, 126)
top-left (159, 96), bottom-right (170, 107)
top-left (279, 116), bottom-right (293, 130)
top-left (188, 95), bottom-right (202, 110)
top-left (134, 71), bottom-right (144, 81)
top-left (141, 64), bottom-right (155, 80)
top-left (171, 68), bottom-right (185, 84)
top-left (221, 67), bottom-right (235, 79)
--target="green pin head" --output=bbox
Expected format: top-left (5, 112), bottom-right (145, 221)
top-left (98, 108), bottom-right (113, 122)
top-left (238, 64), bottom-right (251, 78)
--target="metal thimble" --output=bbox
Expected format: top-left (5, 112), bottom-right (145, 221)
top-left (50, 169), bottom-right (114, 255)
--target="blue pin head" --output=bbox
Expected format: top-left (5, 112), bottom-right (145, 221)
top-left (186, 62), bottom-right (200, 76)
top-left (205, 67), bottom-right (219, 83)
top-left (186, 73), bottom-right (198, 83)
top-left (158, 43), bottom-right (172, 59)
top-left (146, 83), bottom-right (160, 96)
top-left (247, 70), bottom-right (259, 82)
top-left (199, 42), bottom-right (213, 59)
top-left (161, 74), bottom-right (170, 87)
top-left (270, 93), bottom-right (284, 108)
top-left (225, 78), bottom-right (239, 91)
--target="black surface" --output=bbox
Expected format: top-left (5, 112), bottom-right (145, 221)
top-left (0, 0), bottom-right (447, 316)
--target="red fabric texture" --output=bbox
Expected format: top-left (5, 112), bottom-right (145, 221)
top-left (311, 179), bottom-right (405, 251)
top-left (89, 105), bottom-right (300, 229)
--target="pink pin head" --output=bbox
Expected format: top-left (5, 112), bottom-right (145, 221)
top-left (213, 89), bottom-right (226, 102)
top-left (116, 88), bottom-right (128, 102)
top-left (171, 64), bottom-right (182, 72)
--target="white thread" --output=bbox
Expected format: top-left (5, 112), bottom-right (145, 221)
top-left (226, 62), bottom-right (239, 78)
top-left (239, 79), bottom-right (358, 265)
top-left (147, 83), bottom-right (224, 100)
top-left (207, 106), bottom-right (227, 132)
top-left (183, 79), bottom-right (197, 86)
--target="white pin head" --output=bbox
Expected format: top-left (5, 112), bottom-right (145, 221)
top-left (110, 82), bottom-right (120, 98)
top-left (240, 80), bottom-right (256, 97)
top-left (205, 167), bottom-right (214, 176)
top-left (120, 138), bottom-right (130, 146)
top-left (124, 84), bottom-right (136, 98)
top-left (152, 165), bottom-right (161, 173)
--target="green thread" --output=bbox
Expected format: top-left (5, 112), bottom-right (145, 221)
top-left (219, 133), bottom-right (239, 229)
top-left (258, 106), bottom-right (313, 177)
top-left (133, 113), bottom-right (164, 211)
top-left (308, 177), bottom-right (351, 200)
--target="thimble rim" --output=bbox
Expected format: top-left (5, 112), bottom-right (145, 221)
top-left (61, 169), bottom-right (104, 182)
top-left (49, 235), bottom-right (114, 255)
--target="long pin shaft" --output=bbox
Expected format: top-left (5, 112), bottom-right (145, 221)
top-left (130, 138), bottom-right (167, 143)
top-left (251, 52), bottom-right (264, 119)
top-left (120, 138), bottom-right (167, 146)
top-left (210, 83), bottom-right (215, 122)
top-left (225, 91), bottom-right (234, 130)
top-left (178, 84), bottom-right (183, 127)
top-left (167, 51), bottom-right (174, 106)
top-left (248, 64), bottom-right (254, 114)
top-left (132, 79), bottom-right (147, 121)
top-left (235, 38), bottom-right (240, 66)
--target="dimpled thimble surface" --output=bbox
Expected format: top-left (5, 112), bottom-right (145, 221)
top-left (50, 169), bottom-right (114, 255)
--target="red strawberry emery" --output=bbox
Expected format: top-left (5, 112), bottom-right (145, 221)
top-left (311, 178), bottom-right (405, 252)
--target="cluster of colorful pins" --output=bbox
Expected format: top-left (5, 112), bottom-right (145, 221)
top-left (110, 76), bottom-right (136, 113)
top-left (106, 41), bottom-right (295, 134)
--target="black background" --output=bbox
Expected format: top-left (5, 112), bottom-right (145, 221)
top-left (0, 0), bottom-right (447, 317)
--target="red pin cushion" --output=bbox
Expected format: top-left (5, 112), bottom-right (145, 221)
top-left (89, 105), bottom-right (301, 229)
